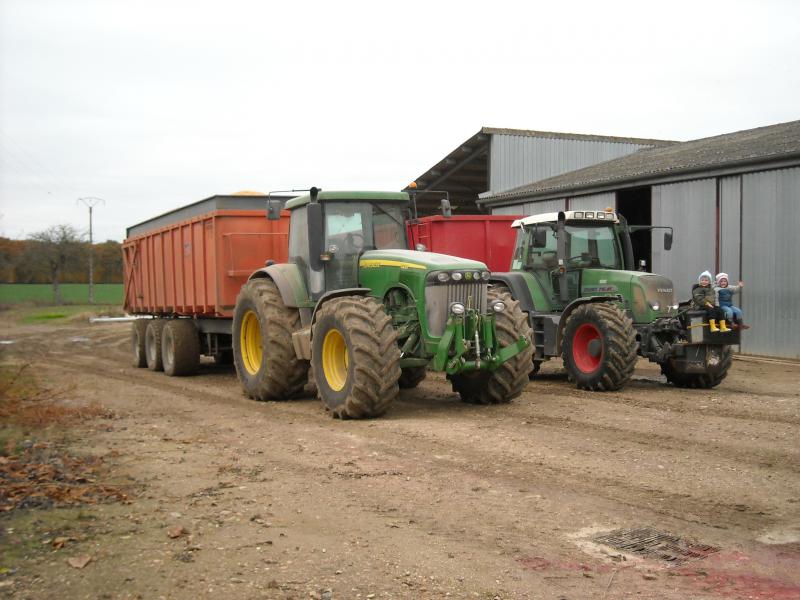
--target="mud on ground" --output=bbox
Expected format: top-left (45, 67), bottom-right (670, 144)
top-left (1, 316), bottom-right (799, 599)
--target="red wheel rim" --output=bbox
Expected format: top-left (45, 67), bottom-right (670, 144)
top-left (572, 323), bottom-right (602, 373)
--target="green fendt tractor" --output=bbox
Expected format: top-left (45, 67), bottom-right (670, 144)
top-left (233, 188), bottom-right (532, 418)
top-left (491, 209), bottom-right (739, 390)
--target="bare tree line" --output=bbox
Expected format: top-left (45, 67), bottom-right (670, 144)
top-left (0, 225), bottom-right (122, 304)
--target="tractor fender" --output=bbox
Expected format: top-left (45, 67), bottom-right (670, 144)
top-left (249, 264), bottom-right (311, 308)
top-left (309, 288), bottom-right (372, 331)
top-left (489, 273), bottom-right (536, 313)
top-left (555, 295), bottom-right (622, 354)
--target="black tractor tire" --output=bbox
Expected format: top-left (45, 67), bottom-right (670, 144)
top-left (449, 289), bottom-right (534, 404)
top-left (233, 279), bottom-right (308, 400)
top-left (661, 345), bottom-right (733, 389)
top-left (145, 319), bottom-right (165, 371)
top-left (312, 296), bottom-right (401, 419)
top-left (399, 366), bottom-right (427, 389)
top-left (528, 360), bottom-right (543, 379)
top-left (213, 349), bottom-right (234, 366)
top-left (131, 319), bottom-right (148, 368)
top-left (562, 302), bottom-right (637, 391)
top-left (162, 319), bottom-right (201, 376)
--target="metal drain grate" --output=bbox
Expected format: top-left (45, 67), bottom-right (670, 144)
top-left (593, 527), bottom-right (719, 564)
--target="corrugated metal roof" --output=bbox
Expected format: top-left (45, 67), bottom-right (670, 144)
top-left (480, 120), bottom-right (800, 206)
top-left (480, 127), bottom-right (676, 147)
top-left (405, 127), bottom-right (674, 214)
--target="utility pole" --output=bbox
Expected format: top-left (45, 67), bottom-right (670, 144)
top-left (77, 197), bottom-right (105, 304)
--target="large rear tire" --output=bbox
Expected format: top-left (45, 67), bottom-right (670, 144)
top-left (162, 319), bottom-right (200, 377)
top-left (131, 320), bottom-right (148, 368)
top-left (449, 290), bottom-right (534, 404)
top-left (233, 279), bottom-right (308, 400)
top-left (562, 302), bottom-right (637, 391)
top-left (661, 345), bottom-right (732, 389)
top-left (312, 296), bottom-right (401, 418)
top-left (145, 320), bottom-right (165, 372)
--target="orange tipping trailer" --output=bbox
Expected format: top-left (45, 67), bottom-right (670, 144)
top-left (123, 194), bottom-right (290, 318)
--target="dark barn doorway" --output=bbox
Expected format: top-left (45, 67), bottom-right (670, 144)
top-left (616, 187), bottom-right (652, 270)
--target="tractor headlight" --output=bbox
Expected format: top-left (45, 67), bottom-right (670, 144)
top-left (451, 272), bottom-right (463, 282)
top-left (465, 271), bottom-right (473, 281)
top-left (491, 300), bottom-right (506, 313)
top-left (450, 302), bottom-right (466, 316)
top-left (481, 271), bottom-right (491, 281)
top-left (649, 302), bottom-right (660, 311)
top-left (436, 271), bottom-right (450, 283)
top-left (473, 271), bottom-right (481, 281)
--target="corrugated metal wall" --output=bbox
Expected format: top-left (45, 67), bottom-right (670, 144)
top-left (740, 167), bottom-right (800, 358)
top-left (491, 198), bottom-right (567, 216)
top-left (651, 179), bottom-right (717, 299)
top-left (570, 192), bottom-right (616, 211)
top-left (489, 135), bottom-right (654, 193)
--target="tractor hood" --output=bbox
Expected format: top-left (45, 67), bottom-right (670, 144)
top-left (359, 249), bottom-right (487, 272)
top-left (581, 270), bottom-right (676, 323)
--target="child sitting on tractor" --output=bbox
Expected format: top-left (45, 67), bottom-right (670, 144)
top-left (715, 273), bottom-right (749, 329)
top-left (692, 270), bottom-right (729, 332)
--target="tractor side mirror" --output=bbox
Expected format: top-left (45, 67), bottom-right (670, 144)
top-left (308, 202), bottom-right (324, 271)
top-left (531, 226), bottom-right (547, 248)
top-left (440, 198), bottom-right (452, 218)
top-left (266, 199), bottom-right (282, 221)
top-left (664, 230), bottom-right (673, 251)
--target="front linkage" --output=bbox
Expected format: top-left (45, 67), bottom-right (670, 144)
top-left (432, 308), bottom-right (530, 375)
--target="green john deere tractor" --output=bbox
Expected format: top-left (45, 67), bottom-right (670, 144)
top-left (491, 209), bottom-right (738, 390)
top-left (232, 188), bottom-right (532, 418)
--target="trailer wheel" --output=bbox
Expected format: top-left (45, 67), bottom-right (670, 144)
top-left (162, 319), bottom-right (200, 376)
top-left (233, 279), bottom-right (307, 400)
top-left (145, 319), bottom-right (165, 371)
top-left (131, 320), bottom-right (148, 368)
top-left (399, 366), bottom-right (427, 389)
top-left (312, 296), bottom-right (401, 418)
top-left (661, 345), bottom-right (732, 389)
top-left (562, 302), bottom-right (637, 391)
top-left (449, 290), bottom-right (534, 404)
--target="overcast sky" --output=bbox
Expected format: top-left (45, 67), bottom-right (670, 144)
top-left (1, 0), bottom-right (798, 242)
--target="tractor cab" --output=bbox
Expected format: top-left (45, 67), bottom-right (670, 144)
top-left (511, 210), bottom-right (626, 307)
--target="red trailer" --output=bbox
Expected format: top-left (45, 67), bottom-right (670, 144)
top-left (123, 195), bottom-right (290, 317)
top-left (406, 215), bottom-right (521, 272)
top-left (123, 193), bottom-right (291, 375)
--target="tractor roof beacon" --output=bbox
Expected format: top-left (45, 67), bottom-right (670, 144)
top-left (491, 209), bottom-right (739, 390)
top-left (232, 188), bottom-right (533, 418)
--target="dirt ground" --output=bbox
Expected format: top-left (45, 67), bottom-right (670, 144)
top-left (1, 316), bottom-right (799, 600)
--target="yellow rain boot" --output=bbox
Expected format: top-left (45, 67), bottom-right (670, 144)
top-left (709, 319), bottom-right (719, 333)
top-left (719, 320), bottom-right (731, 333)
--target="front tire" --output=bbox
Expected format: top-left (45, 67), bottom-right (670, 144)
top-left (399, 366), bottom-right (427, 389)
top-left (233, 279), bottom-right (307, 400)
top-left (449, 290), bottom-right (534, 404)
top-left (661, 345), bottom-right (732, 389)
top-left (162, 319), bottom-right (200, 376)
top-left (562, 302), bottom-right (637, 391)
top-left (312, 296), bottom-right (401, 418)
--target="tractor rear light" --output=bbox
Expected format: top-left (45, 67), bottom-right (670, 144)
top-left (585, 211), bottom-right (595, 218)
top-left (574, 211), bottom-right (584, 218)
top-left (451, 272), bottom-right (463, 281)
top-left (450, 302), bottom-right (466, 315)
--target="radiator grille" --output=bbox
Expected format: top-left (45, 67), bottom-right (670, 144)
top-left (424, 282), bottom-right (487, 337)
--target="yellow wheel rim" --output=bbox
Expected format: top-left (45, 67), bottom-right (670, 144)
top-left (322, 328), bottom-right (348, 391)
top-left (240, 310), bottom-right (262, 375)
